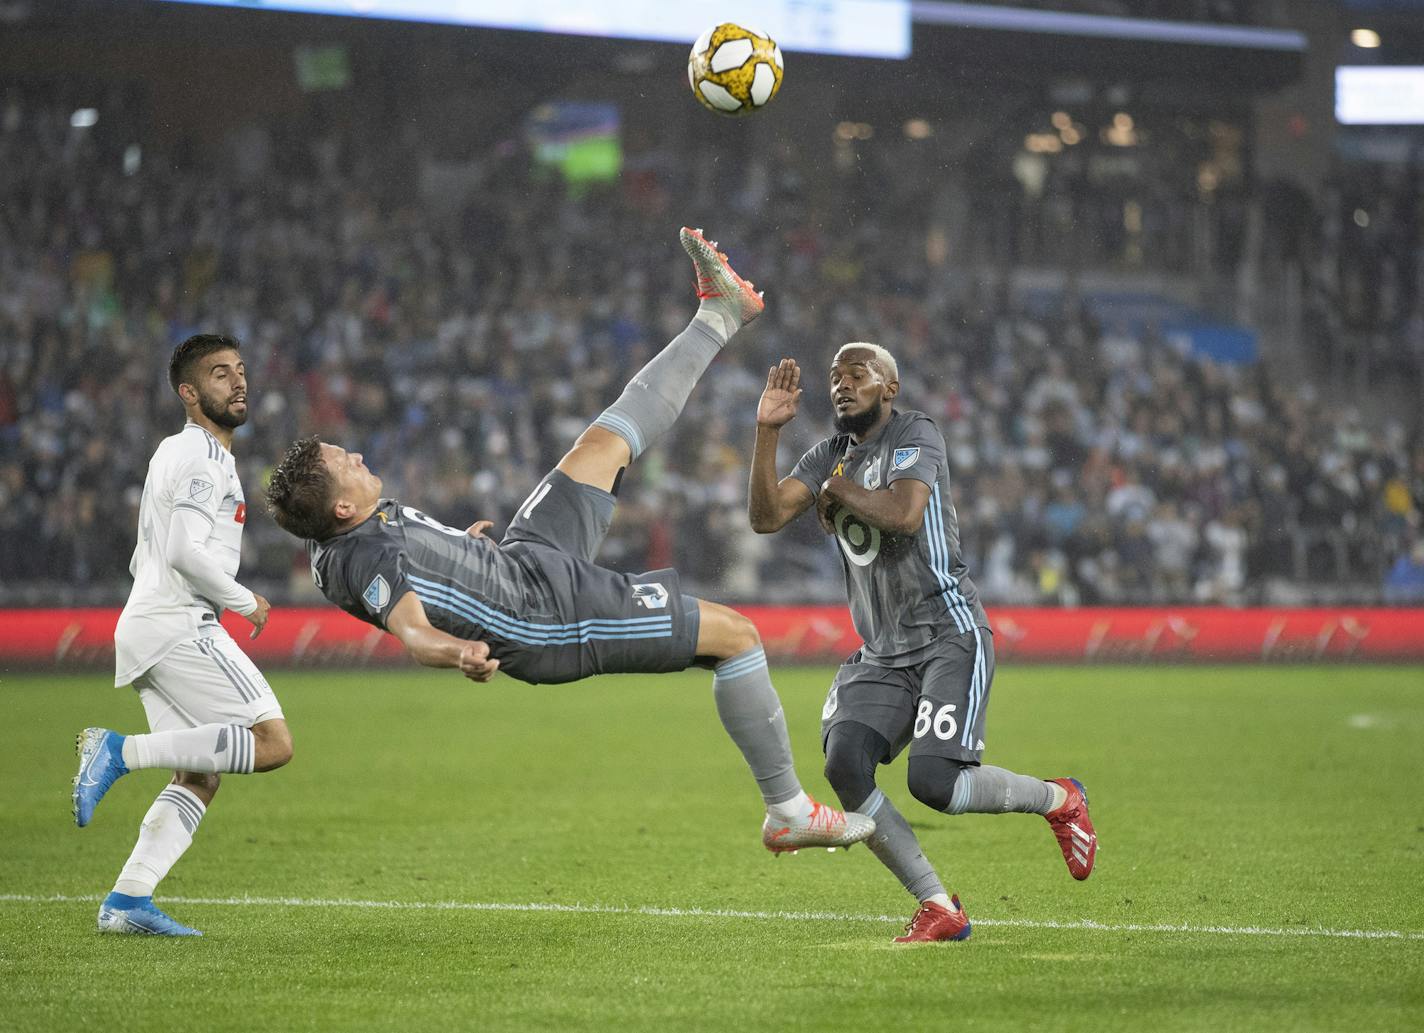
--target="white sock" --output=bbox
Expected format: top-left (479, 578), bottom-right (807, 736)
top-left (121, 724), bottom-right (255, 774)
top-left (112, 785), bottom-right (207, 897)
top-left (924, 892), bottom-right (954, 910)
top-left (692, 303), bottom-right (738, 344)
top-left (1046, 781), bottom-right (1068, 812)
top-left (765, 790), bottom-right (814, 824)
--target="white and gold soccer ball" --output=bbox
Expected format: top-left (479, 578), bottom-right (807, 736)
top-left (687, 23), bottom-right (784, 116)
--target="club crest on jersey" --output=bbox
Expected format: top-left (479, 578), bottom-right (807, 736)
top-left (893, 447), bottom-right (920, 471)
top-left (863, 455), bottom-right (882, 490)
top-left (362, 575), bottom-right (391, 613)
top-left (189, 478), bottom-right (214, 503)
top-left (632, 582), bottom-right (669, 610)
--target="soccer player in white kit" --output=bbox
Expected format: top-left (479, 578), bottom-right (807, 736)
top-left (72, 334), bottom-right (292, 937)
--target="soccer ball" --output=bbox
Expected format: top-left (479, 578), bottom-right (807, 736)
top-left (687, 23), bottom-right (784, 116)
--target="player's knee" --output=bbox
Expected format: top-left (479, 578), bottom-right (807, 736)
top-left (696, 600), bottom-right (764, 662)
top-left (727, 611), bottom-right (762, 656)
top-left (822, 724), bottom-right (882, 812)
top-left (253, 722), bottom-right (294, 771)
top-left (173, 771), bottom-right (221, 796)
top-left (907, 755), bottom-right (965, 813)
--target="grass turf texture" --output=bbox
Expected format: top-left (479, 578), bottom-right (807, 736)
top-left (3, 664), bottom-right (1423, 1032)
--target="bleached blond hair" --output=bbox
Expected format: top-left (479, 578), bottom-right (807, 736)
top-left (834, 342), bottom-right (899, 384)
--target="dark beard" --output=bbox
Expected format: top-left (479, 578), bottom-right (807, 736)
top-left (834, 400), bottom-right (882, 438)
top-left (198, 391), bottom-right (247, 429)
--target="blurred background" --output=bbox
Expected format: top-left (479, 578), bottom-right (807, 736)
top-left (2, 0), bottom-right (1422, 611)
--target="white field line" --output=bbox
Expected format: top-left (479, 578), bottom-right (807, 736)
top-left (3, 893), bottom-right (1422, 942)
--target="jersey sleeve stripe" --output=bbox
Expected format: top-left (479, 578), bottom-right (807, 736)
top-left (172, 500), bottom-right (216, 522)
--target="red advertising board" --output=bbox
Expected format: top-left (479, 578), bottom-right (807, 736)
top-left (1, 606), bottom-right (1421, 668)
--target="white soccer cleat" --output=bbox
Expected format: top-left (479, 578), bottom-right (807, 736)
top-left (680, 226), bottom-right (765, 330)
top-left (762, 795), bottom-right (875, 854)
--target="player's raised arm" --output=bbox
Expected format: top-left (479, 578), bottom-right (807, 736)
top-left (749, 359), bottom-right (816, 533)
top-left (385, 591), bottom-right (499, 683)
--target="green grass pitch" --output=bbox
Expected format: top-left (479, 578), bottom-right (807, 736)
top-left (3, 663), bottom-right (1423, 1032)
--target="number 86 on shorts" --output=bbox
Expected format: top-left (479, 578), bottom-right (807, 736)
top-left (913, 699), bottom-right (958, 741)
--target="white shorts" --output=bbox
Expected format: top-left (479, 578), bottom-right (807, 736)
top-left (134, 627), bottom-right (283, 733)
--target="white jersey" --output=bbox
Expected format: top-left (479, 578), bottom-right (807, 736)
top-left (114, 422), bottom-right (255, 687)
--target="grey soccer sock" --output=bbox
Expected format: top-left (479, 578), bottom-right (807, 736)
top-left (946, 765), bottom-right (1056, 815)
top-left (711, 647), bottom-right (801, 805)
top-left (861, 789), bottom-right (948, 903)
top-left (592, 318), bottom-right (725, 460)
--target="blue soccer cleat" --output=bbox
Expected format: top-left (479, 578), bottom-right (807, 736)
top-left (73, 727), bottom-right (129, 828)
top-left (97, 892), bottom-right (203, 937)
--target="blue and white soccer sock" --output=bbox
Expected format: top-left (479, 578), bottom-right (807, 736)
top-left (112, 784), bottom-right (207, 898)
top-left (120, 725), bottom-right (256, 774)
top-left (946, 765), bottom-right (1058, 815)
top-left (592, 317), bottom-right (726, 461)
top-left (711, 647), bottom-right (808, 817)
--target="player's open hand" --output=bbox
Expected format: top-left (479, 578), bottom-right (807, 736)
top-left (465, 520), bottom-right (494, 539)
top-left (458, 640), bottom-right (500, 683)
top-left (757, 358), bottom-right (802, 429)
top-left (245, 593), bottom-right (272, 639)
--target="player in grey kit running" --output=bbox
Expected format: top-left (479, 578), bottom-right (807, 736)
top-left (265, 228), bottom-right (873, 855)
top-left (747, 344), bottom-right (1098, 942)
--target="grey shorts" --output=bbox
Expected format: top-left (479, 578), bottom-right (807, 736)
top-left (821, 627), bottom-right (994, 764)
top-left (496, 469), bottom-right (700, 685)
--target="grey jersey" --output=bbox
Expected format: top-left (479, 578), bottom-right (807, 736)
top-left (790, 409), bottom-right (989, 666)
top-left (309, 499), bottom-right (542, 646)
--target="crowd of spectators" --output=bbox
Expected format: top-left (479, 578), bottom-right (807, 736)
top-left (2, 86), bottom-right (1421, 608)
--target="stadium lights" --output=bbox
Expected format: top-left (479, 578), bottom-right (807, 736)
top-left (903, 118), bottom-right (933, 139)
top-left (834, 121), bottom-right (874, 140)
top-left (1103, 112), bottom-right (1137, 146)
top-left (69, 108), bottom-right (98, 128)
top-left (1350, 28), bottom-right (1381, 49)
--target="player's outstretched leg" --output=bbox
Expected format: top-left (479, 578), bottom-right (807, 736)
top-left (558, 228), bottom-right (763, 495)
top-left (824, 722), bottom-right (967, 941)
top-left (908, 757), bottom-right (1098, 880)
top-left (696, 600), bottom-right (874, 853)
top-left (74, 720), bottom-right (291, 827)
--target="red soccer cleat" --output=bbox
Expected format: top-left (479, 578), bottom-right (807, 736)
top-left (893, 895), bottom-right (971, 943)
top-left (761, 795), bottom-right (875, 854)
top-left (1044, 777), bottom-right (1097, 880)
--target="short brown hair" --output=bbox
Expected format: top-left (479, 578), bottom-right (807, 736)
top-left (266, 436), bottom-right (339, 541)
top-left (170, 334), bottom-right (241, 395)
